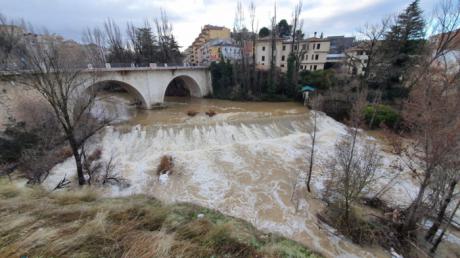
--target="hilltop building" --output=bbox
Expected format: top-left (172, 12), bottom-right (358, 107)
top-left (186, 25), bottom-right (231, 66)
top-left (344, 44), bottom-right (369, 75)
top-left (198, 38), bottom-right (241, 65)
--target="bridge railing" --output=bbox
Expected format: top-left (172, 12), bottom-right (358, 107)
top-left (1, 62), bottom-right (209, 73)
top-left (88, 63), bottom-right (208, 70)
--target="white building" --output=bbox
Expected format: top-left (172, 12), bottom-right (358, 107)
top-left (254, 37), bottom-right (331, 72)
top-left (344, 46), bottom-right (369, 76)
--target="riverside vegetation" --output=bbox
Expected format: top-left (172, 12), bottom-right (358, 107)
top-left (0, 180), bottom-right (320, 258)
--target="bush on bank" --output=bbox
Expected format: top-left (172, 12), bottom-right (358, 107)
top-left (364, 104), bottom-right (400, 129)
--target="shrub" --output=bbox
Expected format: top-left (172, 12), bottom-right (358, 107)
top-left (186, 110), bottom-right (198, 117)
top-left (57, 146), bottom-right (73, 159)
top-left (364, 104), bottom-right (400, 129)
top-left (0, 122), bottom-right (38, 163)
top-left (205, 110), bottom-right (216, 117)
top-left (157, 155), bottom-right (173, 175)
top-left (87, 148), bottom-right (102, 163)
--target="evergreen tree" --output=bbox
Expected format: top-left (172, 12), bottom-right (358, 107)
top-left (381, 0), bottom-right (426, 101)
top-left (167, 35), bottom-right (182, 64)
top-left (277, 19), bottom-right (291, 37)
top-left (258, 27), bottom-right (270, 38)
top-left (133, 27), bottom-right (157, 64)
top-left (286, 54), bottom-right (297, 97)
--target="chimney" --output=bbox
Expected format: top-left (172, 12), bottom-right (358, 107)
top-left (314, 32), bottom-right (317, 37)
top-left (320, 32), bottom-right (323, 39)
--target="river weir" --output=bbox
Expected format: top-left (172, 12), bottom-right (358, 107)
top-left (44, 94), bottom-right (460, 258)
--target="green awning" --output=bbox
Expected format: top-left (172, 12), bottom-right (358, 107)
top-left (299, 85), bottom-right (316, 92)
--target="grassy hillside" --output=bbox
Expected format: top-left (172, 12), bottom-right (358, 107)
top-left (0, 181), bottom-right (321, 258)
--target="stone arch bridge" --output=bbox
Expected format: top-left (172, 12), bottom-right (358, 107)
top-left (84, 66), bottom-right (212, 109)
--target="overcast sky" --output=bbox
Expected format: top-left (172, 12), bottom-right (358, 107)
top-left (1, 0), bottom-right (438, 50)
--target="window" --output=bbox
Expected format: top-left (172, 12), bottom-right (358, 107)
top-left (301, 54), bottom-right (305, 61)
top-left (281, 64), bottom-right (285, 67)
top-left (302, 44), bottom-right (306, 50)
top-left (311, 54), bottom-right (314, 60)
top-left (314, 65), bottom-right (317, 70)
top-left (281, 55), bottom-right (285, 61)
top-left (300, 65), bottom-right (303, 69)
top-left (317, 43), bottom-right (321, 49)
top-left (261, 56), bottom-right (265, 61)
top-left (310, 65), bottom-right (312, 70)
top-left (357, 51), bottom-right (364, 55)
top-left (282, 45), bottom-right (286, 51)
top-left (262, 46), bottom-right (266, 51)
top-left (294, 45), bottom-right (298, 50)
top-left (315, 54), bottom-right (319, 60)
top-left (306, 55), bottom-right (308, 60)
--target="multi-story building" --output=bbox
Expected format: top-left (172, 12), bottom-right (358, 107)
top-left (187, 25), bottom-right (231, 66)
top-left (325, 36), bottom-right (355, 68)
top-left (183, 46), bottom-right (193, 65)
top-left (430, 29), bottom-right (460, 74)
top-left (344, 44), bottom-right (369, 75)
top-left (198, 38), bottom-right (241, 65)
top-left (254, 36), bottom-right (331, 72)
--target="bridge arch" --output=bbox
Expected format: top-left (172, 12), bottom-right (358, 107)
top-left (164, 75), bottom-right (202, 101)
top-left (87, 80), bottom-right (148, 108)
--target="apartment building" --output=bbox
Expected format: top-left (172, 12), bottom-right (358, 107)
top-left (255, 37), bottom-right (330, 72)
top-left (198, 38), bottom-right (242, 65)
top-left (187, 25), bottom-right (231, 66)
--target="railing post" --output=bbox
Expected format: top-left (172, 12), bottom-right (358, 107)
top-left (105, 63), bottom-right (111, 69)
top-left (87, 64), bottom-right (93, 69)
top-left (149, 63), bottom-right (157, 68)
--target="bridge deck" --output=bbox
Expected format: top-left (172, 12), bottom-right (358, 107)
top-left (86, 66), bottom-right (209, 72)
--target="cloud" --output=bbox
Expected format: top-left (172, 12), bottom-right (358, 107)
top-left (0, 0), bottom-right (438, 50)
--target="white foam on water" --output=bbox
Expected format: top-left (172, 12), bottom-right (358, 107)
top-left (45, 112), bottom-right (428, 258)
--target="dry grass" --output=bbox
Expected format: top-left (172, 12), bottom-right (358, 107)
top-left (0, 180), bottom-right (321, 258)
top-left (157, 155), bottom-right (174, 175)
top-left (205, 110), bottom-right (217, 117)
top-left (186, 110), bottom-right (198, 117)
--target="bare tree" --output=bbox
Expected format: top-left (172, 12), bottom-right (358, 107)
top-left (17, 30), bottom-right (110, 185)
top-left (288, 0), bottom-right (304, 87)
top-left (290, 1), bottom-right (303, 53)
top-left (104, 18), bottom-right (131, 63)
top-left (82, 26), bottom-right (107, 66)
top-left (0, 13), bottom-right (26, 70)
top-left (324, 91), bottom-right (382, 223)
top-left (425, 162), bottom-right (460, 243)
top-left (399, 56), bottom-right (460, 236)
top-left (430, 199), bottom-right (460, 253)
top-left (306, 95), bottom-right (323, 192)
top-left (268, 3), bottom-right (278, 94)
top-left (249, 1), bottom-right (258, 92)
top-left (154, 10), bottom-right (181, 64)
